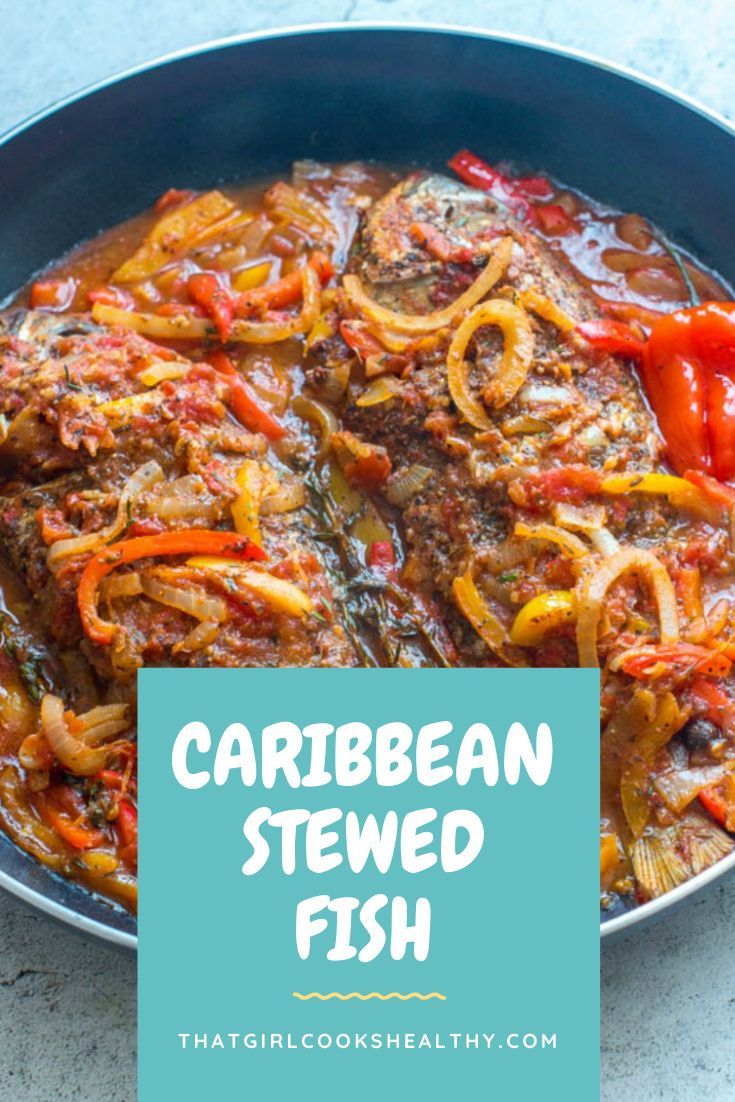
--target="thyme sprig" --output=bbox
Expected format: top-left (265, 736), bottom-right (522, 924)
top-left (304, 469), bottom-right (452, 668)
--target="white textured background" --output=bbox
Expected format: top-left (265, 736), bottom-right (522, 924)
top-left (1, 4), bottom-right (734, 1100)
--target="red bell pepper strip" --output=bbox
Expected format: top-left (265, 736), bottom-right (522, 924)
top-left (155, 302), bottom-right (207, 318)
top-left (447, 150), bottom-right (536, 224)
top-left (96, 769), bottom-right (137, 795)
top-left (699, 786), bottom-right (728, 826)
top-left (87, 284), bottom-right (136, 310)
top-left (534, 203), bottom-right (577, 236)
top-left (187, 272), bottom-right (236, 341)
top-left (641, 302), bottom-right (735, 479)
top-left (690, 676), bottom-right (735, 731)
top-left (515, 175), bottom-right (554, 198)
top-left (206, 350), bottom-right (285, 441)
top-left (236, 251), bottom-right (333, 316)
top-left (523, 466), bottom-right (603, 507)
top-left (116, 798), bottom-right (138, 849)
top-left (684, 470), bottom-right (735, 510)
top-left (77, 529), bottom-right (266, 645)
top-left (30, 276), bottom-right (77, 312)
top-left (619, 643), bottom-right (731, 679)
top-left (339, 320), bottom-right (386, 360)
top-left (367, 540), bottom-right (396, 573)
top-left (116, 798), bottom-right (138, 869)
top-left (576, 319), bottom-right (645, 358)
top-left (332, 431), bottom-right (392, 491)
top-left (339, 321), bottom-right (409, 376)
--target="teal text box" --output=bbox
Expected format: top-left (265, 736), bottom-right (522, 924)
top-left (139, 668), bottom-right (599, 1100)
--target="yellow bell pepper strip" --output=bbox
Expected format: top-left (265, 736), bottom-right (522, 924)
top-left (510, 590), bottom-right (577, 647)
top-left (304, 310), bottom-right (336, 355)
top-left (135, 362), bottom-right (188, 387)
top-left (186, 557), bottom-right (313, 618)
top-left (232, 260), bottom-right (272, 294)
top-left (77, 530), bottom-right (266, 645)
top-left (230, 460), bottom-right (268, 545)
top-left (600, 472), bottom-right (722, 524)
top-left (113, 190), bottom-right (236, 282)
top-left (453, 571), bottom-right (505, 654)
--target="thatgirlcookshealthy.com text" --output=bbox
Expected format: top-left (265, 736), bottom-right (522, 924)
top-left (176, 1031), bottom-right (558, 1052)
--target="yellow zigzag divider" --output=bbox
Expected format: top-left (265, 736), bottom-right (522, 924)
top-left (292, 992), bottom-right (446, 1001)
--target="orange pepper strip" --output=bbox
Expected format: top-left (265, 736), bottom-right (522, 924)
top-left (39, 798), bottom-right (106, 850)
top-left (236, 251), bottom-right (333, 316)
top-left (677, 566), bottom-right (703, 621)
top-left (77, 529), bottom-right (266, 646)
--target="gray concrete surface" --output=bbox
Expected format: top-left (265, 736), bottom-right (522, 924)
top-left (1, 3), bottom-right (734, 1099)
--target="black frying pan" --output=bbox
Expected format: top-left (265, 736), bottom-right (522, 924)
top-left (1, 24), bottom-right (734, 950)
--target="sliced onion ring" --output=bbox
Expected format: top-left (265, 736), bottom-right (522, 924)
top-left (552, 502), bottom-right (606, 531)
top-left (385, 464), bottom-right (434, 506)
top-left (260, 480), bottom-right (307, 516)
top-left (576, 547), bottom-right (679, 668)
top-left (514, 520), bottom-right (588, 559)
top-left (92, 264), bottom-right (321, 345)
top-left (172, 619), bottom-right (220, 655)
top-left (447, 298), bottom-right (535, 429)
top-left (342, 236), bottom-right (512, 336)
top-left (186, 557), bottom-right (313, 618)
top-left (141, 576), bottom-right (228, 623)
top-left (589, 527), bottom-right (620, 558)
top-left (292, 394), bottom-right (340, 459)
top-left (47, 460), bottom-right (163, 571)
top-left (40, 695), bottom-right (129, 776)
